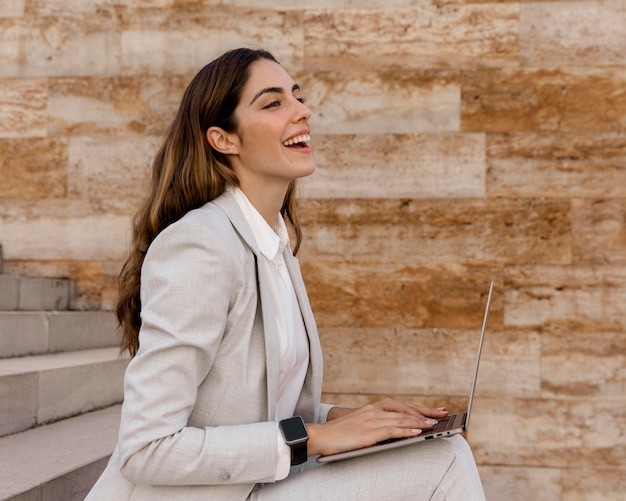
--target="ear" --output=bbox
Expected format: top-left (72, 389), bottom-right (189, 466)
top-left (206, 126), bottom-right (239, 155)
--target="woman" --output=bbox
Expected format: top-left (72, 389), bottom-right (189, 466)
top-left (87, 47), bottom-right (486, 500)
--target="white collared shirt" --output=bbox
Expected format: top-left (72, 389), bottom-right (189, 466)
top-left (227, 186), bottom-right (309, 479)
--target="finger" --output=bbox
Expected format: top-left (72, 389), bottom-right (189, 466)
top-left (378, 411), bottom-right (448, 429)
top-left (368, 400), bottom-right (442, 429)
top-left (428, 407), bottom-right (450, 418)
top-left (410, 404), bottom-right (449, 419)
top-left (376, 398), bottom-right (427, 418)
top-left (375, 410), bottom-right (439, 430)
top-left (379, 427), bottom-right (423, 443)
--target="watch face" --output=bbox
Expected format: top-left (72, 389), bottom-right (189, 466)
top-left (281, 417), bottom-right (308, 442)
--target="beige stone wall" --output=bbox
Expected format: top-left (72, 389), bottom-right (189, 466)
top-left (1, 1), bottom-right (625, 498)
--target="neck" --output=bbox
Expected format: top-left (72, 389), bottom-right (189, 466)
top-left (237, 181), bottom-right (286, 228)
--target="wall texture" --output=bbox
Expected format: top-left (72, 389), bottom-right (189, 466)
top-left (1, 1), bottom-right (625, 499)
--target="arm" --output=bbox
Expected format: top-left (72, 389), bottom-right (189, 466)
top-left (306, 398), bottom-right (449, 457)
top-left (117, 218), bottom-right (279, 486)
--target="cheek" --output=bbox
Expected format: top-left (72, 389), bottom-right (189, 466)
top-left (237, 116), bottom-right (286, 157)
top-left (246, 125), bottom-right (280, 152)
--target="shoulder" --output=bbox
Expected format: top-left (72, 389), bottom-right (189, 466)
top-left (147, 199), bottom-right (250, 266)
top-left (181, 201), bottom-right (234, 238)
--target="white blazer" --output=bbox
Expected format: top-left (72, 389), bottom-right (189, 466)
top-left (86, 190), bottom-right (332, 501)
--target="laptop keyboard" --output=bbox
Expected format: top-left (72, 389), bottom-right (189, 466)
top-left (375, 412), bottom-right (466, 446)
top-left (432, 412), bottom-right (465, 433)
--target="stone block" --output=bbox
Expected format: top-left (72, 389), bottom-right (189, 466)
top-left (562, 468), bottom-right (626, 501)
top-left (0, 138), bottom-right (68, 199)
top-left (0, 274), bottom-right (19, 310)
top-left (298, 197), bottom-right (571, 265)
top-left (0, 405), bottom-right (120, 500)
top-left (520, 2), bottom-right (626, 67)
top-left (0, 214), bottom-right (132, 261)
top-left (7, 489), bottom-right (40, 501)
top-left (541, 329), bottom-right (626, 399)
top-left (48, 311), bottom-right (118, 352)
top-left (0, 79), bottom-right (47, 138)
top-left (0, 0), bottom-right (25, 18)
top-left (66, 136), bottom-right (153, 200)
top-left (303, 263), bottom-right (499, 329)
top-left (0, 17), bottom-right (120, 77)
top-left (487, 132), bottom-right (626, 197)
top-left (319, 326), bottom-right (540, 399)
top-left (98, 259), bottom-right (123, 311)
top-left (469, 397), bottom-right (626, 469)
top-left (26, 0), bottom-right (118, 17)
top-left (67, 136), bottom-right (156, 202)
top-left (504, 266), bottom-right (626, 331)
top-left (0, 372), bottom-right (37, 436)
top-left (299, 74), bottom-right (460, 134)
top-left (0, 312), bottom-right (48, 358)
top-left (478, 465), bottom-right (563, 501)
top-left (462, 68), bottom-right (626, 132)
top-left (119, 8), bottom-right (303, 75)
top-left (320, 392), bottom-right (468, 415)
top-left (39, 458), bottom-right (111, 501)
top-left (571, 198), bottom-right (626, 266)
top-left (37, 349), bottom-right (127, 423)
top-left (0, 258), bottom-right (117, 311)
top-left (0, 347), bottom-right (127, 427)
top-left (301, 133), bottom-right (482, 197)
top-left (304, 4), bottom-right (519, 70)
top-left (228, 0), bottom-right (421, 7)
top-left (19, 277), bottom-right (71, 311)
top-left (0, 198), bottom-right (98, 221)
top-left (48, 76), bottom-right (189, 136)
top-left (121, 30), bottom-right (195, 75)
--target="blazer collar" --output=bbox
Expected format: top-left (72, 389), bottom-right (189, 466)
top-left (212, 188), bottom-right (260, 256)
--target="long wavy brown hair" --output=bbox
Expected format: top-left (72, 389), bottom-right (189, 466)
top-left (116, 48), bottom-right (303, 357)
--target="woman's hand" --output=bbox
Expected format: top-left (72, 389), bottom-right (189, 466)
top-left (306, 398), bottom-right (449, 457)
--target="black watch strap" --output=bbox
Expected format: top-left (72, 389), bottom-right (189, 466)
top-left (289, 438), bottom-right (307, 465)
top-left (279, 416), bottom-right (309, 466)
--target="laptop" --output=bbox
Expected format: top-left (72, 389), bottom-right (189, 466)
top-left (317, 280), bottom-right (494, 464)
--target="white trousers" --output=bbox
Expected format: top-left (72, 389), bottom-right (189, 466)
top-left (249, 435), bottom-right (485, 501)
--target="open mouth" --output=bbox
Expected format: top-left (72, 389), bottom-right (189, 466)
top-left (282, 134), bottom-right (310, 148)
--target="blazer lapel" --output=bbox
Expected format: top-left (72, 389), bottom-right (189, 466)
top-left (213, 190), bottom-right (280, 421)
top-left (283, 249), bottom-right (323, 423)
top-left (212, 189), bottom-right (258, 253)
top-left (214, 189), bottom-right (323, 422)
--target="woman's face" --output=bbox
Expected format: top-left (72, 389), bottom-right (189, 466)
top-left (228, 58), bottom-right (315, 194)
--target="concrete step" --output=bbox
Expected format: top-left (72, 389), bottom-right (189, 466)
top-left (0, 275), bottom-right (75, 311)
top-left (0, 347), bottom-right (128, 437)
top-left (0, 311), bottom-right (118, 359)
top-left (0, 404), bottom-right (121, 501)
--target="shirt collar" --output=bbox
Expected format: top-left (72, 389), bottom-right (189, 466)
top-left (226, 185), bottom-right (289, 261)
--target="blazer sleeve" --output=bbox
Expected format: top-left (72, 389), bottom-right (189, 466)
top-left (117, 217), bottom-right (279, 486)
top-left (318, 403), bottom-right (336, 423)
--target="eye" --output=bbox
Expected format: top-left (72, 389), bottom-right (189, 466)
top-left (296, 97), bottom-right (305, 104)
top-left (263, 99), bottom-right (281, 109)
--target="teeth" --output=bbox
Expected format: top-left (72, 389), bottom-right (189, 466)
top-left (283, 134), bottom-right (310, 146)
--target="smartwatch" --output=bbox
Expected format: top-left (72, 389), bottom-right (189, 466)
top-left (279, 416), bottom-right (309, 465)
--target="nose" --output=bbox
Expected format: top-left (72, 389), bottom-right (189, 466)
top-left (293, 98), bottom-right (312, 123)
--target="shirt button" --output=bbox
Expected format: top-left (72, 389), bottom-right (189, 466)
top-left (219, 471), bottom-right (231, 481)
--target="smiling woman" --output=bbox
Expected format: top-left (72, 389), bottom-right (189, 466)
top-left (205, 58), bottom-right (315, 226)
top-left (85, 47), bottom-right (486, 501)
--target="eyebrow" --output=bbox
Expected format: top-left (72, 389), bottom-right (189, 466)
top-left (249, 83), bottom-right (300, 105)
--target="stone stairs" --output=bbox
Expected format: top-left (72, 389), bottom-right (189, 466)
top-left (0, 260), bottom-right (127, 500)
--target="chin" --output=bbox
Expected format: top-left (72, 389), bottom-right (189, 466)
top-left (298, 164), bottom-right (316, 179)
